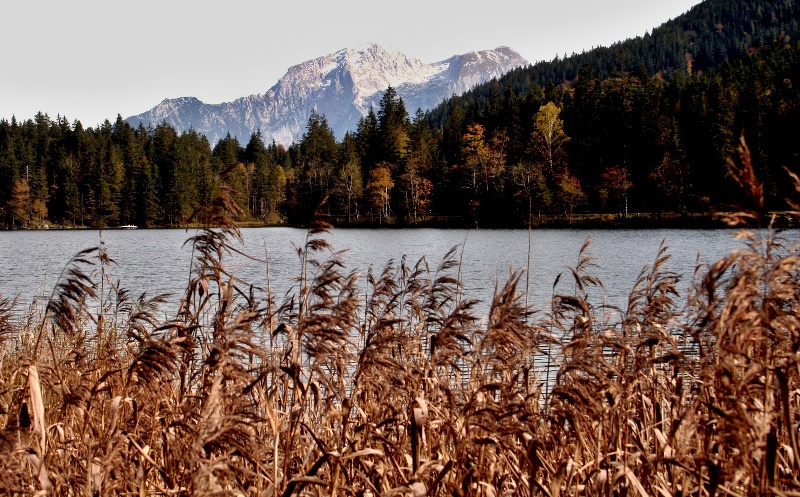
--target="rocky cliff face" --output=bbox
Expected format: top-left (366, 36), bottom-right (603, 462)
top-left (127, 44), bottom-right (528, 145)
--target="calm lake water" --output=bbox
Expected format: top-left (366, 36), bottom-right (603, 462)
top-left (0, 227), bottom-right (794, 316)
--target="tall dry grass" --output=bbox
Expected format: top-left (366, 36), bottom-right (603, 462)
top-left (0, 140), bottom-right (799, 496)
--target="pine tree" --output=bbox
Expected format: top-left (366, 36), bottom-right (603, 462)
top-left (245, 130), bottom-right (269, 218)
top-left (376, 86), bottom-right (411, 168)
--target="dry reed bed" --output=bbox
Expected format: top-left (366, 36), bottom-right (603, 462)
top-left (1, 153), bottom-right (800, 496)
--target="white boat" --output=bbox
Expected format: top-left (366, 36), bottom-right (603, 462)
top-left (120, 225), bottom-right (138, 229)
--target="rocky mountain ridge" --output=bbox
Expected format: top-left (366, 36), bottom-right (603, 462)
top-left (127, 44), bottom-right (528, 145)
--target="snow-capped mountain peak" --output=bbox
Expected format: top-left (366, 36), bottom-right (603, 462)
top-left (127, 44), bottom-right (528, 145)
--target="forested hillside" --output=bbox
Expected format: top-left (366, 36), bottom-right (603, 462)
top-left (1, 0), bottom-right (799, 228)
top-left (428, 0), bottom-right (800, 122)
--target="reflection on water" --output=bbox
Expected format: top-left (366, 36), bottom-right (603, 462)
top-left (0, 227), bottom-right (792, 317)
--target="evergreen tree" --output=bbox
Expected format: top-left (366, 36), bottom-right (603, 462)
top-left (153, 123), bottom-right (180, 224)
top-left (245, 130), bottom-right (270, 218)
top-left (376, 86), bottom-right (411, 168)
top-left (289, 111), bottom-right (339, 221)
top-left (355, 106), bottom-right (379, 174)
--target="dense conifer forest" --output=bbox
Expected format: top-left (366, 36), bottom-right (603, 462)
top-left (1, 0), bottom-right (799, 228)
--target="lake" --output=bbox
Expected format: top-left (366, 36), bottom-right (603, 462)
top-left (0, 227), bottom-right (791, 317)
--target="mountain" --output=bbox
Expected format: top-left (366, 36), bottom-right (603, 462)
top-left (126, 44), bottom-right (528, 145)
top-left (427, 0), bottom-right (800, 127)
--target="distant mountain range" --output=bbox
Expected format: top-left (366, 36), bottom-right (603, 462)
top-left (126, 44), bottom-right (528, 145)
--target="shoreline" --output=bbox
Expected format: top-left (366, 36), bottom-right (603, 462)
top-left (5, 211), bottom-right (797, 231)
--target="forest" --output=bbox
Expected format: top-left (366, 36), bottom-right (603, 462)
top-left (1, 0), bottom-right (799, 229)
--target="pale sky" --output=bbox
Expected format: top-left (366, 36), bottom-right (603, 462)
top-left (1, 0), bottom-right (702, 128)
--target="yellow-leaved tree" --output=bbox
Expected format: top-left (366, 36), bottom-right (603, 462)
top-left (367, 164), bottom-right (394, 224)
